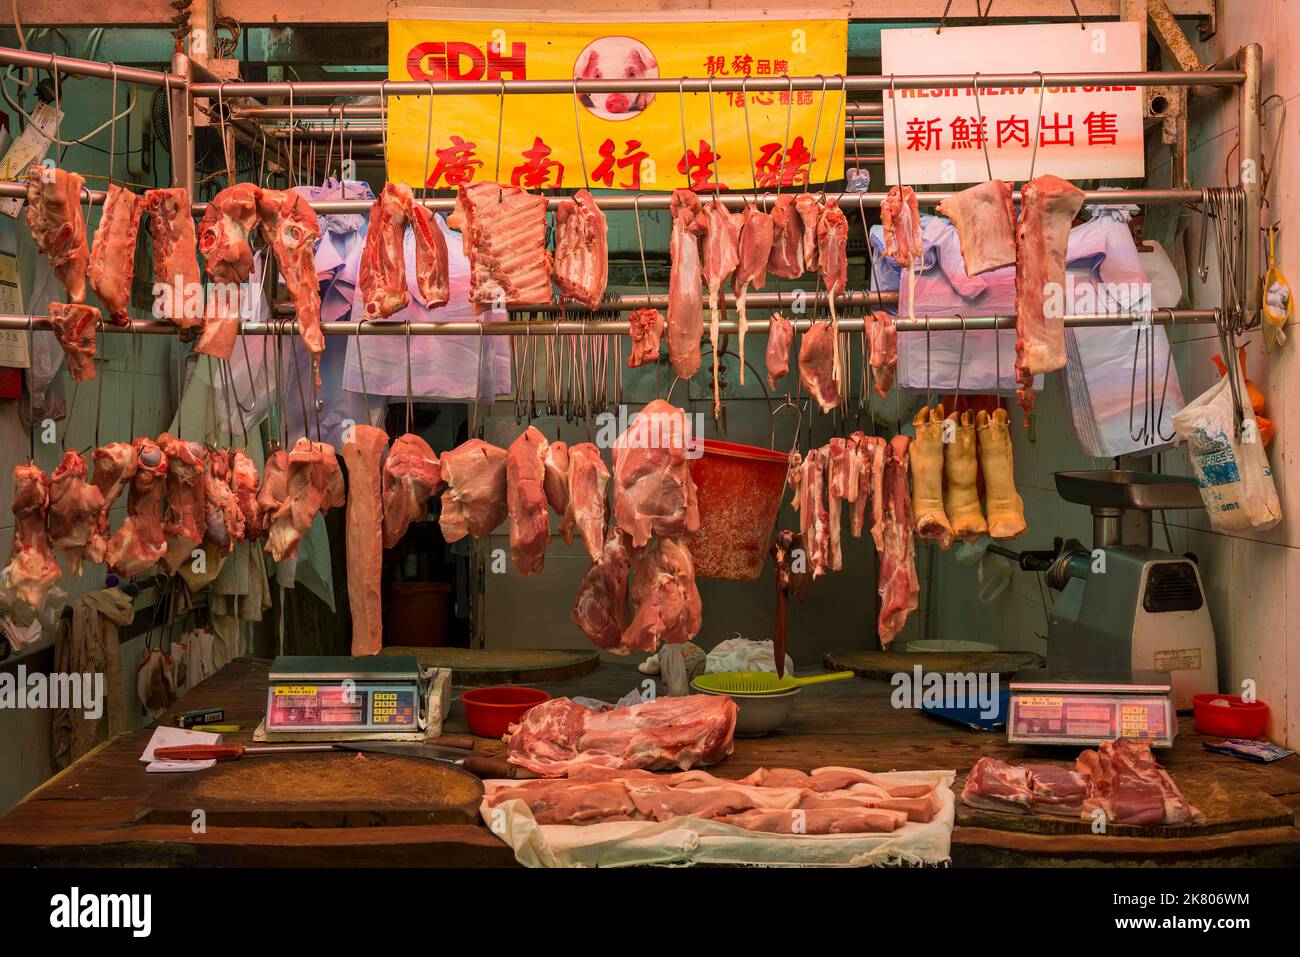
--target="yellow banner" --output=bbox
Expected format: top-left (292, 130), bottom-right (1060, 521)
top-left (386, 11), bottom-right (847, 191)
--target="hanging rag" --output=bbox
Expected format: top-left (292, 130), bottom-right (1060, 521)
top-left (51, 587), bottom-right (133, 770)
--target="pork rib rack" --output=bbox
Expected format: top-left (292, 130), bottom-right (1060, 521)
top-left (447, 182), bottom-right (551, 312)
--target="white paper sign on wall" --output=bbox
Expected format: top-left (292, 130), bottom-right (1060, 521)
top-left (880, 22), bottom-right (1145, 186)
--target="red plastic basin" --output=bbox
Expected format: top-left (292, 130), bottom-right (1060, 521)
top-left (688, 439), bottom-right (790, 580)
top-left (460, 686), bottom-right (550, 738)
top-left (1192, 693), bottom-right (1269, 738)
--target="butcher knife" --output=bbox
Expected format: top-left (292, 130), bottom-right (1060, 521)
top-left (153, 742), bottom-right (521, 779)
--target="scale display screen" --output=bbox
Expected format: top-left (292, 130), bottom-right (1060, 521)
top-left (266, 683), bottom-right (419, 733)
top-left (1007, 693), bottom-right (1174, 747)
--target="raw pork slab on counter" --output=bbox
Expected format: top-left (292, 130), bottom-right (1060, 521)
top-left (962, 739), bottom-right (1205, 827)
top-left (505, 693), bottom-right (737, 777)
top-left (482, 766), bottom-right (957, 868)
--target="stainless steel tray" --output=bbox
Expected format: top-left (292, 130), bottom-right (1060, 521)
top-left (1054, 470), bottom-right (1203, 511)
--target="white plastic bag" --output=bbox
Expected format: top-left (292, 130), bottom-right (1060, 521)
top-left (1172, 366), bottom-right (1281, 533)
top-left (705, 636), bottom-right (795, 675)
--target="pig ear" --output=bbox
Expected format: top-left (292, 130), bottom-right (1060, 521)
top-left (576, 49), bottom-right (599, 78)
top-left (629, 48), bottom-right (658, 75)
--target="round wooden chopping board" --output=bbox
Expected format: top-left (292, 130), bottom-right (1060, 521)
top-left (823, 649), bottom-right (1045, 680)
top-left (383, 647), bottom-right (600, 686)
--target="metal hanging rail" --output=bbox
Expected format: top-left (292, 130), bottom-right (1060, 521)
top-left (0, 47), bottom-right (185, 89)
top-left (187, 70), bottom-right (1244, 98)
top-left (0, 181), bottom-right (1209, 213)
top-left (0, 311), bottom-right (1217, 337)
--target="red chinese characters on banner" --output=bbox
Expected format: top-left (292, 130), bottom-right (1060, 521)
top-left (592, 138), bottom-right (650, 190)
top-left (679, 140), bottom-right (726, 190)
top-left (753, 136), bottom-right (814, 188)
top-left (426, 135), bottom-right (485, 187)
top-left (510, 136), bottom-right (565, 188)
top-left (899, 112), bottom-right (1121, 153)
top-left (703, 55), bottom-right (789, 76)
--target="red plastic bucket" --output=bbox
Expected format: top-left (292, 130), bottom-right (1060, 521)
top-left (688, 439), bottom-right (790, 580)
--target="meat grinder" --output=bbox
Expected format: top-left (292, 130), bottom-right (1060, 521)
top-left (993, 470), bottom-right (1218, 710)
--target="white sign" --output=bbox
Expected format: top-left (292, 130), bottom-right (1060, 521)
top-left (0, 102), bottom-right (64, 218)
top-left (880, 22), bottom-right (1145, 185)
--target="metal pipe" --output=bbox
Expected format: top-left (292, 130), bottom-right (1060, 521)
top-left (1238, 43), bottom-right (1263, 328)
top-left (0, 311), bottom-right (1217, 337)
top-left (268, 291), bottom-right (903, 314)
top-left (190, 70), bottom-right (1245, 98)
top-left (169, 52), bottom-right (194, 196)
top-left (846, 104), bottom-right (884, 116)
top-left (0, 181), bottom-right (1212, 212)
top-left (0, 46), bottom-right (185, 89)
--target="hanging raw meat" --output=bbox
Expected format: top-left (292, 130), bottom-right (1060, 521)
top-left (26, 165), bottom-right (89, 303)
top-left (571, 533), bottom-right (630, 651)
top-left (1015, 174), bottom-right (1085, 419)
top-left (157, 432), bottom-right (207, 573)
top-left (866, 434), bottom-right (887, 551)
top-left (794, 194), bottom-right (822, 271)
top-left (770, 529), bottom-right (808, 679)
top-left (881, 185), bottom-right (922, 266)
top-left (447, 181), bottom-right (552, 311)
top-left (944, 410), bottom-right (988, 540)
top-left (438, 438), bottom-right (508, 543)
top-left (797, 320), bottom-right (840, 413)
top-left (507, 427), bottom-right (550, 577)
top-left (850, 433), bottom-right (886, 539)
top-left (48, 302), bottom-right (99, 382)
top-left (765, 312), bottom-right (793, 391)
top-left (867, 311), bottom-right (898, 398)
top-left (541, 440), bottom-right (573, 547)
top-left (359, 182), bottom-right (450, 320)
top-left (732, 203), bottom-right (773, 384)
top-left (611, 399), bottom-right (700, 549)
top-left (381, 433), bottom-right (442, 548)
top-left (877, 435), bottom-right (918, 648)
top-left (86, 442), bottom-right (137, 566)
top-left (817, 200), bottom-right (849, 377)
top-left (228, 450), bottom-right (265, 540)
top-left (790, 447), bottom-right (830, 579)
top-left (667, 189), bottom-right (707, 378)
top-left (196, 182), bottom-right (259, 360)
top-left (567, 442), bottom-right (610, 563)
top-left (47, 451), bottom-right (104, 577)
top-left (257, 188), bottom-right (324, 360)
top-left (266, 438), bottom-right (344, 561)
top-left (825, 437), bottom-right (854, 572)
top-left (203, 449), bottom-right (245, 553)
top-left (87, 184), bottom-right (146, 326)
top-left (256, 448), bottom-right (290, 542)
top-left (622, 537), bottom-right (703, 654)
top-left (910, 404), bottom-right (953, 549)
top-left (344, 425), bottom-right (389, 656)
top-left (106, 438), bottom-right (168, 577)
top-left (145, 186), bottom-right (204, 330)
top-left (936, 179), bottom-right (1016, 276)
top-left (360, 182), bottom-right (418, 319)
top-left (627, 308), bottom-right (665, 368)
top-left (767, 193), bottom-right (805, 279)
top-left (0, 464), bottom-right (61, 625)
top-left (553, 188), bottom-right (608, 309)
top-left (702, 198), bottom-right (740, 416)
top-left (977, 407), bottom-right (1027, 539)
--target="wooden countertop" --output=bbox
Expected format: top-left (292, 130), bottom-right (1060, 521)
top-left (1, 657), bottom-right (1297, 867)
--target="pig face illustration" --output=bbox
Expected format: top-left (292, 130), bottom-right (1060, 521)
top-left (574, 38), bottom-right (659, 118)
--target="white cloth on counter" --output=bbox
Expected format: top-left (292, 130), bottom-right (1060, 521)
top-left (341, 213), bottom-right (511, 401)
top-left (482, 769), bottom-right (956, 868)
top-left (704, 636), bottom-right (795, 676)
top-left (140, 725), bottom-right (221, 773)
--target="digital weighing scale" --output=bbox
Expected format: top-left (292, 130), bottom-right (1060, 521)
top-left (1007, 670), bottom-right (1177, 748)
top-left (265, 656), bottom-right (422, 734)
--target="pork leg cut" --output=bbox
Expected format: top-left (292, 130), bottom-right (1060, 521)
top-left (106, 438), bottom-right (168, 577)
top-left (438, 438), bottom-right (508, 542)
top-left (381, 433), bottom-right (442, 548)
top-left (611, 400), bottom-right (700, 548)
top-left (910, 404), bottom-right (953, 548)
top-left (0, 464), bottom-right (61, 625)
top-left (572, 533), bottom-right (630, 651)
top-left (47, 451), bottom-right (104, 577)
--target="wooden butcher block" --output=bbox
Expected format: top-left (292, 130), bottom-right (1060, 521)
top-left (139, 751), bottom-right (485, 829)
top-left (384, 646), bottom-right (599, 686)
top-left (825, 649), bottom-right (1045, 680)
